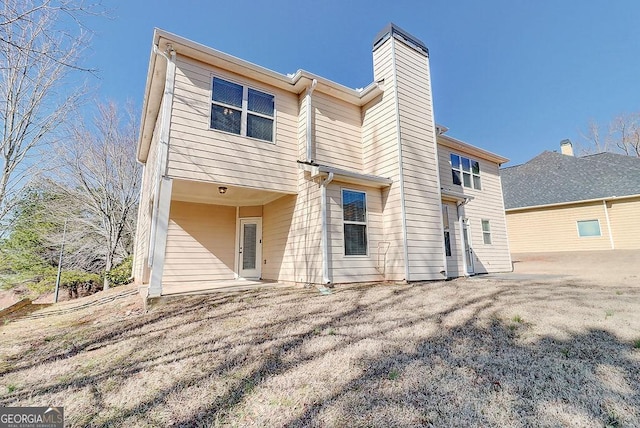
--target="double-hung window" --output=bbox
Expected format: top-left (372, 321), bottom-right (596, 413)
top-left (451, 154), bottom-right (481, 190)
top-left (342, 190), bottom-right (367, 256)
top-left (210, 77), bottom-right (275, 142)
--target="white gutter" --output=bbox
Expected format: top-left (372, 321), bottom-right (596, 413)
top-left (305, 79), bottom-right (317, 162)
top-left (320, 172), bottom-right (334, 284)
top-left (602, 200), bottom-right (615, 249)
top-left (148, 44), bottom-right (176, 267)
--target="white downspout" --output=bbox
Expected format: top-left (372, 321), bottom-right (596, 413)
top-left (321, 172), bottom-right (334, 284)
top-left (306, 79), bottom-right (318, 162)
top-left (457, 197), bottom-right (471, 277)
top-left (603, 199), bottom-right (614, 249)
top-left (148, 44), bottom-right (176, 267)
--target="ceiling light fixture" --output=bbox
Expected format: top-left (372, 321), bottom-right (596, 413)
top-left (218, 186), bottom-right (228, 194)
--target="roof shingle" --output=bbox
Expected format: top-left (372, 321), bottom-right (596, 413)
top-left (501, 151), bottom-right (640, 209)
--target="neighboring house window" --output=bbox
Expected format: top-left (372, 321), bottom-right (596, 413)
top-left (443, 205), bottom-right (451, 256)
top-left (481, 220), bottom-right (492, 244)
top-left (451, 154), bottom-right (481, 190)
top-left (577, 220), bottom-right (601, 237)
top-left (210, 77), bottom-right (275, 142)
top-left (343, 189), bottom-right (367, 256)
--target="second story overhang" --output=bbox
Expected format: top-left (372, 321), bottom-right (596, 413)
top-left (138, 29), bottom-right (384, 163)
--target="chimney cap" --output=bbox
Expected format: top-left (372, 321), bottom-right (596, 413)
top-left (373, 23), bottom-right (429, 56)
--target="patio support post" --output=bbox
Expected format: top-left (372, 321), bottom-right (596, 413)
top-left (149, 177), bottom-right (173, 297)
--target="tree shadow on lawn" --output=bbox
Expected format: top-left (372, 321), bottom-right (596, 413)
top-left (0, 281), bottom-right (638, 427)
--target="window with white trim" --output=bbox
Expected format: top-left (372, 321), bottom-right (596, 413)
top-left (451, 154), bottom-right (481, 190)
top-left (577, 220), bottom-right (601, 237)
top-left (481, 220), bottom-right (492, 244)
top-left (342, 189), bottom-right (367, 256)
top-left (210, 77), bottom-right (274, 142)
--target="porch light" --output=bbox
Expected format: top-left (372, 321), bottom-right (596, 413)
top-left (218, 186), bottom-right (228, 194)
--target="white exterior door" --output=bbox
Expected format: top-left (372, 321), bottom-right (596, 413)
top-left (462, 219), bottom-right (474, 275)
top-left (239, 218), bottom-right (262, 279)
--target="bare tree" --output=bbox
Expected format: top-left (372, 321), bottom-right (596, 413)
top-left (579, 113), bottom-right (640, 157)
top-left (53, 102), bottom-right (141, 289)
top-left (0, 0), bottom-right (100, 226)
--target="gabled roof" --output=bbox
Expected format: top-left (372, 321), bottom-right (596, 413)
top-left (501, 151), bottom-right (640, 210)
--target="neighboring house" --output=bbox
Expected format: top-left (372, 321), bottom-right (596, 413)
top-left (133, 24), bottom-right (512, 297)
top-left (501, 140), bottom-right (640, 253)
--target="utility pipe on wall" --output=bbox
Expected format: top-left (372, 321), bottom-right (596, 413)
top-left (320, 172), bottom-right (334, 284)
top-left (306, 79), bottom-right (318, 162)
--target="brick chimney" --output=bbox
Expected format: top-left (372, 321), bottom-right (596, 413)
top-left (560, 139), bottom-right (574, 156)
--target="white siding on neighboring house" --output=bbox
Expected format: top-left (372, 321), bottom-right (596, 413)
top-left (167, 56), bottom-right (299, 193)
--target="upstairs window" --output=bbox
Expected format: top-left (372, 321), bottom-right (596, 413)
top-left (210, 77), bottom-right (275, 142)
top-left (343, 190), bottom-right (367, 256)
top-left (451, 154), bottom-right (481, 190)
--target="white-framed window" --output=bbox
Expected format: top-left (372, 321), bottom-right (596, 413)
top-left (481, 219), bottom-right (492, 244)
top-left (577, 220), bottom-right (601, 237)
top-left (451, 153), bottom-right (481, 190)
top-left (442, 205), bottom-right (451, 256)
top-left (210, 77), bottom-right (275, 142)
top-left (342, 189), bottom-right (367, 256)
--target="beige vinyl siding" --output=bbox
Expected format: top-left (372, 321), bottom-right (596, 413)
top-left (327, 182), bottom-right (385, 283)
top-left (133, 113), bottom-right (162, 284)
top-left (167, 55), bottom-right (298, 193)
top-left (313, 92), bottom-right (362, 171)
top-left (393, 38), bottom-right (445, 280)
top-left (290, 176), bottom-right (323, 284)
top-left (239, 205), bottom-right (263, 218)
top-left (162, 201), bottom-right (236, 287)
top-left (607, 197), bottom-right (640, 249)
top-left (443, 201), bottom-right (463, 277)
top-left (438, 144), bottom-right (512, 273)
top-left (506, 201), bottom-right (613, 253)
top-left (361, 37), bottom-right (405, 281)
top-left (262, 194), bottom-right (297, 281)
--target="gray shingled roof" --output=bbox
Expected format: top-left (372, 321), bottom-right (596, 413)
top-left (501, 151), bottom-right (640, 209)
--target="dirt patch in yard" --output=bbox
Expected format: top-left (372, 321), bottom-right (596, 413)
top-left (0, 253), bottom-right (638, 427)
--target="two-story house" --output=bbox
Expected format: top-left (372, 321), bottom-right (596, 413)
top-left (133, 24), bottom-right (512, 297)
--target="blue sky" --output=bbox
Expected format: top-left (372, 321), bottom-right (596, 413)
top-left (85, 0), bottom-right (640, 166)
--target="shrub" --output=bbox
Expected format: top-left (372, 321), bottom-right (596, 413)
top-left (33, 270), bottom-right (102, 298)
top-left (106, 256), bottom-right (133, 286)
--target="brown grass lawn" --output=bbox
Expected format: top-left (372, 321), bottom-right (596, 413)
top-left (1, 253), bottom-right (639, 427)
